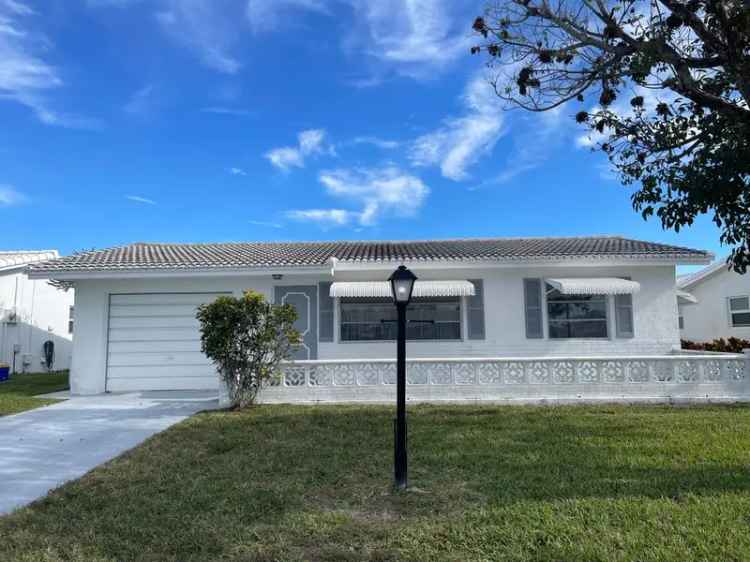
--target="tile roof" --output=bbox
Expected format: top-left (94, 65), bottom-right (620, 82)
top-left (27, 237), bottom-right (710, 275)
top-left (0, 250), bottom-right (59, 272)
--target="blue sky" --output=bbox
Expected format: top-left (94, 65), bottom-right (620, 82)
top-left (0, 0), bottom-right (726, 268)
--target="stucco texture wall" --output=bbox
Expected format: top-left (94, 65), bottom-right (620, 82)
top-left (680, 268), bottom-right (750, 342)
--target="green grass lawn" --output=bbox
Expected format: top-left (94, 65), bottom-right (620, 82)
top-left (0, 371), bottom-right (69, 416)
top-left (3, 403), bottom-right (750, 561)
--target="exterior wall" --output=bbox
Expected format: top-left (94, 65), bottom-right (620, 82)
top-left (321, 264), bottom-right (680, 359)
top-left (680, 268), bottom-right (750, 342)
top-left (68, 263), bottom-right (680, 395)
top-left (0, 271), bottom-right (74, 372)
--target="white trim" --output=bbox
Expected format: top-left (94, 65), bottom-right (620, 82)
top-left (676, 289), bottom-right (699, 304)
top-left (28, 255), bottom-right (713, 280)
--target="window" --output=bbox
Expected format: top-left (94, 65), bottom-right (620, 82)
top-left (68, 306), bottom-right (74, 334)
top-left (678, 314), bottom-right (685, 330)
top-left (546, 285), bottom-right (608, 338)
top-left (340, 297), bottom-right (461, 341)
top-left (729, 296), bottom-right (750, 327)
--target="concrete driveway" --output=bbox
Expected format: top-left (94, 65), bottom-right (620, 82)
top-left (0, 391), bottom-right (218, 515)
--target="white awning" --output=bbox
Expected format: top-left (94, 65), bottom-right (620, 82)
top-left (330, 280), bottom-right (475, 298)
top-left (677, 289), bottom-right (699, 304)
top-left (545, 277), bottom-right (641, 295)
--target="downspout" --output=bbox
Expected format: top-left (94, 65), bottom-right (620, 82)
top-left (329, 257), bottom-right (338, 278)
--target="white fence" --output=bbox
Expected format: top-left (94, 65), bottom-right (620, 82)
top-left (252, 353), bottom-right (750, 405)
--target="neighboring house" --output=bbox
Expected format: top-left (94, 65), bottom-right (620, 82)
top-left (1, 251), bottom-right (74, 373)
top-left (678, 259), bottom-right (750, 342)
top-left (26, 236), bottom-right (713, 399)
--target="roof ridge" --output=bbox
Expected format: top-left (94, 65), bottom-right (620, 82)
top-left (128, 235), bottom-right (632, 247)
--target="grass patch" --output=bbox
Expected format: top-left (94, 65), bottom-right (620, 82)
top-left (0, 371), bottom-right (69, 416)
top-left (3, 403), bottom-right (750, 560)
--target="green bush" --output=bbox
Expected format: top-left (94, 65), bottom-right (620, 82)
top-left (681, 338), bottom-right (750, 353)
top-left (196, 291), bottom-right (299, 409)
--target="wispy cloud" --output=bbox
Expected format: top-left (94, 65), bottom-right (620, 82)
top-left (0, 1), bottom-right (97, 128)
top-left (0, 184), bottom-right (26, 206)
top-left (410, 73), bottom-right (505, 181)
top-left (249, 219), bottom-right (282, 228)
top-left (201, 106), bottom-right (254, 117)
top-left (246, 0), bottom-right (329, 33)
top-left (343, 0), bottom-right (473, 80)
top-left (228, 167), bottom-right (247, 176)
top-left (285, 208), bottom-right (355, 228)
top-left (124, 83), bottom-right (161, 116)
top-left (288, 165), bottom-right (429, 228)
top-left (246, 0), bottom-right (472, 81)
top-left (265, 128), bottom-right (333, 171)
top-left (126, 195), bottom-right (157, 205)
top-left (352, 136), bottom-right (400, 149)
top-left (155, 0), bottom-right (242, 74)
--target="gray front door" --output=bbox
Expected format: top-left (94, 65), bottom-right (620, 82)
top-left (274, 285), bottom-right (317, 360)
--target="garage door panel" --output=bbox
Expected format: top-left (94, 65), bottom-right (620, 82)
top-left (108, 327), bottom-right (202, 342)
top-left (107, 340), bottom-right (203, 354)
top-left (109, 316), bottom-right (200, 329)
top-left (109, 304), bottom-right (206, 318)
top-left (111, 293), bottom-right (227, 306)
top-left (107, 351), bottom-right (211, 367)
top-left (107, 364), bottom-right (217, 380)
top-left (106, 292), bottom-right (229, 392)
top-left (107, 376), bottom-right (218, 392)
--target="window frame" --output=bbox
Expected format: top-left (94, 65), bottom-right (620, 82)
top-left (728, 295), bottom-right (750, 328)
top-left (544, 284), bottom-right (610, 340)
top-left (338, 296), bottom-right (464, 343)
top-left (68, 305), bottom-right (74, 335)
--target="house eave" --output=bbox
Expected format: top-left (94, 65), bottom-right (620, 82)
top-left (27, 253), bottom-right (712, 281)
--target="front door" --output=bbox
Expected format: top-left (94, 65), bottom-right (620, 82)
top-left (274, 285), bottom-right (317, 360)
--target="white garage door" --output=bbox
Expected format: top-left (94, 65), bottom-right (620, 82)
top-left (106, 292), bottom-right (230, 392)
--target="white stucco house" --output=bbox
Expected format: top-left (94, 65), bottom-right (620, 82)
top-left (678, 259), bottom-right (750, 342)
top-left (26, 236), bottom-right (750, 404)
top-left (1, 251), bottom-right (74, 373)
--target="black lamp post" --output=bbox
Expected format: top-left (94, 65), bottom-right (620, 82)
top-left (388, 265), bottom-right (417, 490)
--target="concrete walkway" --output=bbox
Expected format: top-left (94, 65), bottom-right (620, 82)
top-left (0, 391), bottom-right (218, 515)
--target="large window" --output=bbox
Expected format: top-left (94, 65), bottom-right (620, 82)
top-left (340, 297), bottom-right (461, 341)
top-left (729, 296), bottom-right (750, 327)
top-left (546, 285), bottom-right (608, 339)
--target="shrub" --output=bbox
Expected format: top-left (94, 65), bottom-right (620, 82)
top-left (196, 291), bottom-right (300, 409)
top-left (681, 338), bottom-right (750, 353)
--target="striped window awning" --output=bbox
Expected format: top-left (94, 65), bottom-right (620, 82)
top-left (545, 277), bottom-right (641, 295)
top-left (330, 280), bottom-right (476, 298)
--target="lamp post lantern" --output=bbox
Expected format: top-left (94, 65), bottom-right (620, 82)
top-left (388, 265), bottom-right (417, 490)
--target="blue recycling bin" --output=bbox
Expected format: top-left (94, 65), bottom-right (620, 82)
top-left (0, 364), bottom-right (9, 383)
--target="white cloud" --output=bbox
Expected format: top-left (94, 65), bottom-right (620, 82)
top-left (201, 106), bottom-right (253, 117)
top-left (246, 0), bottom-right (328, 33)
top-left (155, 0), bottom-right (242, 74)
top-left (0, 184), bottom-right (25, 206)
top-left (228, 167), bottom-right (247, 176)
top-left (285, 208), bottom-right (354, 227)
top-left (352, 136), bottom-right (399, 149)
top-left (124, 83), bottom-right (159, 115)
top-left (265, 128), bottom-right (332, 171)
top-left (0, 2), bottom-right (82, 126)
top-left (410, 74), bottom-right (505, 181)
top-left (245, 0), bottom-right (472, 80)
top-left (126, 195), bottom-right (157, 205)
top-left (289, 165), bottom-right (429, 228)
top-left (344, 0), bottom-right (473, 79)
